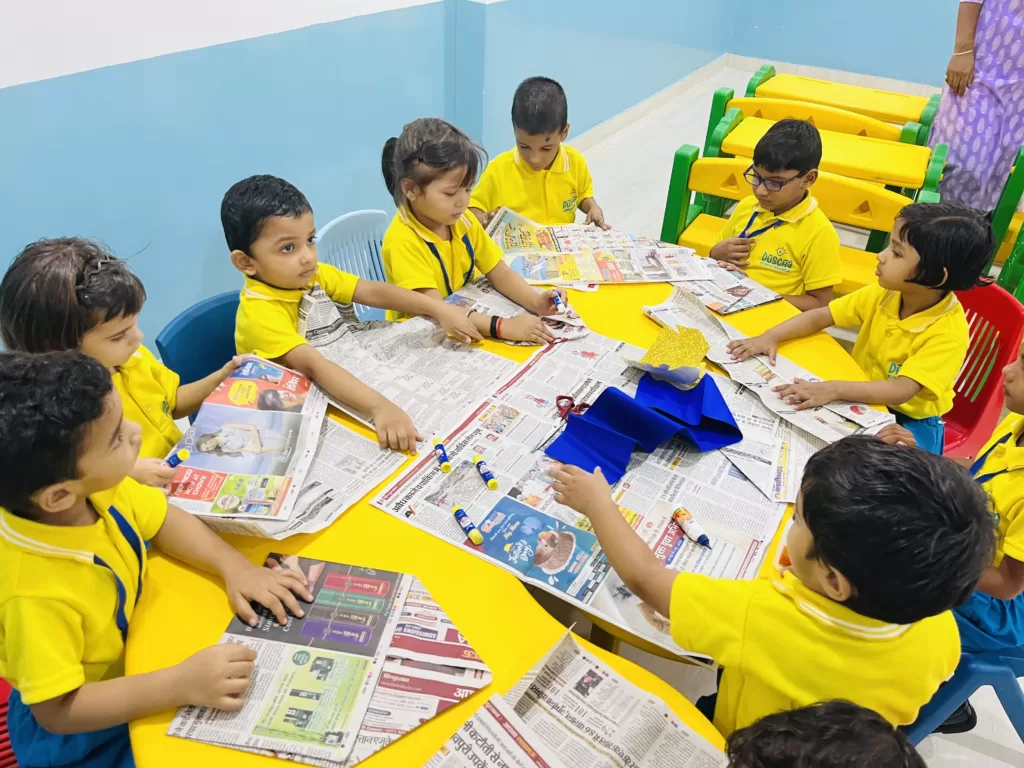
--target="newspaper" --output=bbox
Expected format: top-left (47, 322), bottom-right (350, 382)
top-left (169, 562), bottom-right (493, 766)
top-left (298, 286), bottom-right (519, 438)
top-left (168, 357), bottom-right (327, 524)
top-left (427, 633), bottom-right (726, 768)
top-left (674, 267), bottom-right (782, 315)
top-left (486, 207), bottom-right (712, 285)
top-left (372, 333), bottom-right (787, 657)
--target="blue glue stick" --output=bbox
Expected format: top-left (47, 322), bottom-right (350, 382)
top-left (166, 449), bottom-right (190, 469)
top-left (452, 506), bottom-right (484, 545)
top-left (473, 454), bottom-right (499, 490)
top-left (433, 438), bottom-right (452, 473)
top-left (552, 291), bottom-right (565, 312)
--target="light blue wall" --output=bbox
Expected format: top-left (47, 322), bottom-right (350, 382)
top-left (732, 0), bottom-right (955, 87)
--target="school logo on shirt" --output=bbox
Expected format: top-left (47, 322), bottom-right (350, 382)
top-left (886, 361), bottom-right (903, 380)
top-left (562, 190), bottom-right (578, 213)
top-left (760, 247), bottom-right (793, 273)
top-left (162, 398), bottom-right (172, 417)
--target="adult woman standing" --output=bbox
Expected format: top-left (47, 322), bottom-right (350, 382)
top-left (929, 0), bottom-right (1024, 212)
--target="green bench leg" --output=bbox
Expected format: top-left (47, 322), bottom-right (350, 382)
top-left (661, 144), bottom-right (700, 244)
top-left (745, 64), bottom-right (776, 98)
top-left (918, 94), bottom-right (941, 145)
top-left (989, 146), bottom-right (1024, 273)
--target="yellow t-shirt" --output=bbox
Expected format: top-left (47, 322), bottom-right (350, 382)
top-left (973, 413), bottom-right (1024, 567)
top-left (382, 207), bottom-right (503, 321)
top-left (113, 345), bottom-right (182, 460)
top-left (829, 283), bottom-right (968, 419)
top-left (470, 145), bottom-right (595, 225)
top-left (714, 195), bottom-right (842, 296)
top-left (235, 264), bottom-right (360, 359)
top-left (670, 570), bottom-right (959, 736)
top-left (0, 479), bottom-right (168, 705)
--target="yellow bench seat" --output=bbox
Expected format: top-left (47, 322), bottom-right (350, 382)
top-left (755, 73), bottom-right (931, 125)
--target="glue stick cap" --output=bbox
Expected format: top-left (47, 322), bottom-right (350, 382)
top-left (467, 528), bottom-right (483, 545)
top-left (473, 454), bottom-right (484, 463)
top-left (433, 437), bottom-right (444, 447)
top-left (176, 449), bottom-right (191, 461)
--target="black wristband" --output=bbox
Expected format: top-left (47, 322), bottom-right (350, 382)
top-left (490, 315), bottom-right (500, 339)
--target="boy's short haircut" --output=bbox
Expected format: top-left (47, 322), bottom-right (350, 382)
top-left (898, 201), bottom-right (995, 291)
top-left (0, 351), bottom-right (112, 518)
top-left (221, 175), bottom-right (312, 255)
top-left (0, 238), bottom-right (146, 353)
top-left (726, 700), bottom-right (926, 768)
top-left (801, 436), bottom-right (993, 624)
top-left (511, 76), bottom-right (568, 135)
top-left (752, 118), bottom-right (822, 174)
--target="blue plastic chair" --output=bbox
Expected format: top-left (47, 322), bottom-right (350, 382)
top-left (316, 209), bottom-right (390, 321)
top-left (155, 290), bottom-right (240, 422)
top-left (905, 647), bottom-right (1024, 744)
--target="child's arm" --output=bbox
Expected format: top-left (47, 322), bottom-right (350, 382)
top-left (726, 305), bottom-right (834, 365)
top-left (469, 208), bottom-right (498, 228)
top-left (773, 376), bottom-right (922, 411)
top-left (486, 262), bottom-right (571, 344)
top-left (173, 356), bottom-right (243, 419)
top-left (282, 344), bottom-right (421, 452)
top-left (977, 556), bottom-right (1024, 600)
top-left (784, 287), bottom-right (833, 313)
top-left (130, 457), bottom-right (177, 491)
top-left (352, 280), bottom-right (482, 344)
top-left (550, 465), bottom-right (676, 617)
top-left (579, 198), bottom-right (610, 230)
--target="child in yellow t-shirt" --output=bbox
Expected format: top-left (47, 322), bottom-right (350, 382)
top-left (709, 119), bottom-right (841, 311)
top-left (550, 436), bottom-right (994, 736)
top-left (469, 76), bottom-right (607, 228)
top-left (222, 175), bottom-right (479, 453)
top-left (381, 117), bottom-right (565, 343)
top-left (0, 350), bottom-right (312, 768)
top-left (0, 238), bottom-right (241, 491)
top-left (728, 202), bottom-right (993, 455)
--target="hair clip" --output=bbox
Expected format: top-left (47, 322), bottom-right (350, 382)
top-left (75, 256), bottom-right (112, 291)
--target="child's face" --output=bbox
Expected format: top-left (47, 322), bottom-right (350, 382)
top-left (514, 126), bottom-right (569, 172)
top-left (875, 220), bottom-right (922, 291)
top-left (232, 212), bottom-right (318, 290)
top-left (750, 164), bottom-right (813, 214)
top-left (79, 313), bottom-right (144, 369)
top-left (406, 167), bottom-right (473, 227)
top-left (1002, 345), bottom-right (1024, 414)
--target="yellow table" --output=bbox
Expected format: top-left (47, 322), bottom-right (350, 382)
top-left (754, 73), bottom-right (931, 126)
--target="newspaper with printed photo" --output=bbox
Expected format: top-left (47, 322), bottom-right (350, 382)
top-left (427, 633), bottom-right (726, 768)
top-left (675, 266), bottom-right (782, 315)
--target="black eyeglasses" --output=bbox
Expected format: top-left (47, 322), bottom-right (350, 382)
top-left (743, 165), bottom-right (808, 193)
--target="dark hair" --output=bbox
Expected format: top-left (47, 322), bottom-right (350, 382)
top-left (0, 351), bottom-right (113, 518)
top-left (381, 118), bottom-right (486, 207)
top-left (726, 701), bottom-right (926, 768)
top-left (897, 202), bottom-right (994, 291)
top-left (752, 118), bottom-right (822, 174)
top-left (800, 436), bottom-right (993, 624)
top-left (0, 238), bottom-right (146, 353)
top-left (220, 175), bottom-right (312, 254)
top-left (511, 76), bottom-right (568, 135)
top-left (257, 389), bottom-right (303, 412)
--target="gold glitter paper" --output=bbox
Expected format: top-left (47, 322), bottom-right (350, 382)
top-left (639, 326), bottom-right (709, 370)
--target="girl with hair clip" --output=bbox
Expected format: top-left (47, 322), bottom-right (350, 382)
top-left (380, 117), bottom-right (566, 344)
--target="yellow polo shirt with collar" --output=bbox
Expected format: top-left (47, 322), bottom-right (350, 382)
top-left (829, 284), bottom-right (968, 419)
top-left (235, 264), bottom-right (359, 360)
top-left (714, 194), bottom-right (842, 297)
top-left (973, 414), bottom-right (1024, 567)
top-left (382, 207), bottom-right (503, 321)
top-left (470, 145), bottom-right (594, 225)
top-left (671, 570), bottom-right (959, 735)
top-left (113, 345), bottom-right (183, 459)
top-left (0, 478), bottom-right (168, 705)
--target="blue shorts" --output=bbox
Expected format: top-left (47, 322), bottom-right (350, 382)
top-left (954, 590), bottom-right (1024, 652)
top-left (7, 688), bottom-right (135, 768)
top-left (892, 411), bottom-right (945, 455)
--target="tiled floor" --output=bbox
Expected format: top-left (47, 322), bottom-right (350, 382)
top-left (566, 60), bottom-right (1024, 767)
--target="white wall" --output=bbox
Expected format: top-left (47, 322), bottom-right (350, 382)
top-left (0, 0), bottom-right (437, 88)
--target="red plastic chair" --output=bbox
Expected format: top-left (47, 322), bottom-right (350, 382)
top-left (0, 678), bottom-right (15, 768)
top-left (945, 284), bottom-right (1024, 458)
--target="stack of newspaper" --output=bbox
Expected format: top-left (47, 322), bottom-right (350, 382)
top-left (168, 557), bottom-right (492, 766)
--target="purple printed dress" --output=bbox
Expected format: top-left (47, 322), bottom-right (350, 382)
top-left (930, 0), bottom-right (1024, 211)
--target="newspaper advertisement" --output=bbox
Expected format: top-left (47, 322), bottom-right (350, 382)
top-left (428, 633), bottom-right (726, 768)
top-left (372, 333), bottom-right (786, 657)
top-left (168, 357), bottom-right (327, 523)
top-left (486, 207), bottom-right (712, 285)
top-left (674, 267), bottom-right (781, 315)
top-left (298, 286), bottom-right (519, 439)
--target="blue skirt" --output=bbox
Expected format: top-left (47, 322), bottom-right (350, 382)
top-left (7, 689), bottom-right (134, 768)
top-left (892, 411), bottom-right (945, 456)
top-left (954, 589), bottom-right (1024, 652)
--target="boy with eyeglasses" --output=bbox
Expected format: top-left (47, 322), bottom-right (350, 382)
top-left (709, 119), bottom-right (842, 311)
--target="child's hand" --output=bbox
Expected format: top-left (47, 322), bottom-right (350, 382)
top-left (501, 314), bottom-right (555, 345)
top-left (550, 465), bottom-right (613, 516)
top-left (716, 260), bottom-right (746, 274)
top-left (174, 643), bottom-right (257, 712)
top-left (874, 423), bottom-right (917, 447)
top-left (727, 335), bottom-right (777, 365)
top-left (132, 457), bottom-right (177, 493)
top-left (533, 288), bottom-right (568, 317)
top-left (370, 399), bottom-right (422, 452)
top-left (436, 304), bottom-right (483, 344)
top-left (217, 355), bottom-right (244, 382)
top-left (224, 562), bottom-right (314, 626)
top-left (773, 378), bottom-right (838, 410)
top-left (471, 208), bottom-right (499, 227)
top-left (584, 204), bottom-right (611, 230)
top-left (710, 237), bottom-right (753, 268)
